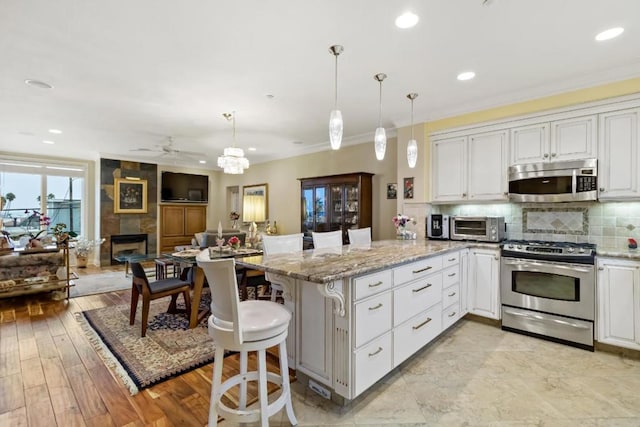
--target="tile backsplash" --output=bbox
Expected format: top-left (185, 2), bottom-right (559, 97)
top-left (432, 201), bottom-right (640, 249)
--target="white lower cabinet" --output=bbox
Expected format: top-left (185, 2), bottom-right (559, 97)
top-left (468, 248), bottom-right (501, 319)
top-left (597, 257), bottom-right (640, 351)
top-left (353, 332), bottom-right (392, 396)
top-left (393, 303), bottom-right (442, 367)
top-left (354, 291), bottom-right (392, 348)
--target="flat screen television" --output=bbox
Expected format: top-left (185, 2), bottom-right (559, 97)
top-left (161, 171), bottom-right (209, 203)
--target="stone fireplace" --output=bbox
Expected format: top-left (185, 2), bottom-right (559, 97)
top-left (110, 233), bottom-right (148, 265)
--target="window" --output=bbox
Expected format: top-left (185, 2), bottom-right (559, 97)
top-left (0, 157), bottom-right (87, 239)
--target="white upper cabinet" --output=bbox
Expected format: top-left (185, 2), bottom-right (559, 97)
top-left (431, 130), bottom-right (508, 203)
top-left (468, 130), bottom-right (509, 201)
top-left (510, 115), bottom-right (596, 165)
top-left (598, 108), bottom-right (640, 200)
top-left (510, 123), bottom-right (549, 164)
top-left (431, 136), bottom-right (467, 202)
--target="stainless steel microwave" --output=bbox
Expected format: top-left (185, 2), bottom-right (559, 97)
top-left (450, 216), bottom-right (506, 242)
top-left (508, 158), bottom-right (597, 203)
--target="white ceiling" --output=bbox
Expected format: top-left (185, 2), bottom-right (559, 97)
top-left (1, 0), bottom-right (639, 169)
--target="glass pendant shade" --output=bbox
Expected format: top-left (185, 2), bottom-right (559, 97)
top-left (329, 109), bottom-right (343, 150)
top-left (217, 147), bottom-right (249, 174)
top-left (406, 92), bottom-right (419, 168)
top-left (407, 139), bottom-right (418, 168)
top-left (374, 127), bottom-right (387, 160)
top-left (217, 112), bottom-right (250, 174)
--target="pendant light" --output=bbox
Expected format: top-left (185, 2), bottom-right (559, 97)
top-left (406, 93), bottom-right (419, 168)
top-left (373, 73), bottom-right (387, 160)
top-left (217, 112), bottom-right (250, 174)
top-left (329, 45), bottom-right (344, 150)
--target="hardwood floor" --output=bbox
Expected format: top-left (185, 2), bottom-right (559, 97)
top-left (0, 280), bottom-right (282, 426)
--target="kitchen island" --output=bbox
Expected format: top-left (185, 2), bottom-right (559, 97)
top-left (235, 239), bottom-right (477, 401)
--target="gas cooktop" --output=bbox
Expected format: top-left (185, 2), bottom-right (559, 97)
top-left (501, 239), bottom-right (596, 264)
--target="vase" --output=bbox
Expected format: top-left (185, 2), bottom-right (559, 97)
top-left (396, 226), bottom-right (407, 240)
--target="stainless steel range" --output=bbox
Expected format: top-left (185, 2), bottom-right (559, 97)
top-left (500, 240), bottom-right (596, 350)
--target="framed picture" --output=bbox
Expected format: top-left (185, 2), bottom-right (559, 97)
top-left (114, 177), bottom-right (148, 214)
top-left (403, 177), bottom-right (414, 199)
top-left (242, 183), bottom-right (268, 223)
top-left (386, 183), bottom-right (397, 199)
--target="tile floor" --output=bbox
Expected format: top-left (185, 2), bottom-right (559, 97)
top-left (249, 319), bottom-right (640, 426)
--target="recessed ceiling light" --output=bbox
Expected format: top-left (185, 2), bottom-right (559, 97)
top-left (48, 129), bottom-right (62, 134)
top-left (248, 147), bottom-right (257, 151)
top-left (199, 160), bottom-right (207, 164)
top-left (595, 27), bottom-right (624, 41)
top-left (395, 12), bottom-right (419, 29)
top-left (42, 140), bottom-right (55, 145)
top-left (292, 141), bottom-right (304, 145)
top-left (265, 94), bottom-right (275, 99)
top-left (457, 71), bottom-right (476, 81)
top-left (25, 79), bottom-right (54, 89)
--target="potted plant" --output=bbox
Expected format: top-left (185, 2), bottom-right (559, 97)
top-left (74, 237), bottom-right (105, 268)
top-left (51, 223), bottom-right (78, 246)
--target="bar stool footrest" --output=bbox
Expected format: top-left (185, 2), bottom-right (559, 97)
top-left (216, 371), bottom-right (287, 422)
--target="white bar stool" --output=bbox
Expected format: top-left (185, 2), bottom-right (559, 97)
top-left (261, 233), bottom-right (303, 301)
top-left (347, 227), bottom-right (372, 245)
top-left (196, 252), bottom-right (297, 426)
top-left (311, 230), bottom-right (343, 248)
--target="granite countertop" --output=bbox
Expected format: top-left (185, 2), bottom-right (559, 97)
top-left (236, 239), bottom-right (498, 284)
top-left (596, 247), bottom-right (640, 260)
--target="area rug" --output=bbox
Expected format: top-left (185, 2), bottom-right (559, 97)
top-left (77, 290), bottom-right (214, 395)
top-left (70, 270), bottom-right (131, 298)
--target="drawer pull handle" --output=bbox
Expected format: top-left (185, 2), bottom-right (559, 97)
top-left (413, 284), bottom-right (432, 293)
top-left (368, 303), bottom-right (383, 311)
top-left (448, 311), bottom-right (457, 318)
top-left (412, 266), bottom-right (433, 274)
top-left (448, 273), bottom-right (456, 277)
top-left (368, 347), bottom-right (383, 357)
top-left (368, 281), bottom-right (383, 288)
top-left (447, 258), bottom-right (456, 262)
top-left (448, 292), bottom-right (456, 297)
top-left (412, 317), bottom-right (432, 330)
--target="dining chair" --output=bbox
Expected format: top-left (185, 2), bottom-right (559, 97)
top-left (196, 254), bottom-right (297, 427)
top-left (347, 227), bottom-right (372, 245)
top-left (312, 230), bottom-right (343, 249)
top-left (129, 261), bottom-right (192, 337)
top-left (261, 233), bottom-right (303, 302)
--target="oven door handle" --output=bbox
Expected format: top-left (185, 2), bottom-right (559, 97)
top-left (572, 169), bottom-right (577, 197)
top-left (502, 258), bottom-right (593, 273)
top-left (503, 308), bottom-right (591, 330)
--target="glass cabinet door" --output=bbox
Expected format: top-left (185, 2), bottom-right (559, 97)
top-left (344, 184), bottom-right (359, 228)
top-left (330, 185), bottom-right (343, 231)
top-left (314, 186), bottom-right (327, 231)
top-left (301, 187), bottom-right (314, 234)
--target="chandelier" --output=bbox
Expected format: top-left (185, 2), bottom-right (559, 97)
top-left (217, 112), bottom-right (249, 174)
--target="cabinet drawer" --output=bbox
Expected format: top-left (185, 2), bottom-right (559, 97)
top-left (353, 270), bottom-right (393, 301)
top-left (393, 272), bottom-right (442, 326)
top-left (393, 303), bottom-right (442, 367)
top-left (443, 251), bottom-right (460, 268)
top-left (442, 283), bottom-right (460, 309)
top-left (394, 256), bottom-right (443, 286)
top-left (354, 332), bottom-right (392, 397)
top-left (354, 292), bottom-right (392, 348)
top-left (442, 301), bottom-right (460, 331)
top-left (442, 265), bottom-right (460, 288)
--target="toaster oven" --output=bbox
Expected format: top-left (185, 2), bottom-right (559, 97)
top-left (450, 216), bottom-right (505, 242)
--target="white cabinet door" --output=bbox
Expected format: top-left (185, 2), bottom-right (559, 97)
top-left (468, 130), bottom-right (508, 200)
top-left (598, 108), bottom-right (640, 200)
top-left (550, 115), bottom-right (597, 161)
top-left (510, 123), bottom-right (549, 164)
top-left (431, 137), bottom-right (467, 202)
top-left (460, 249), bottom-right (469, 316)
top-left (597, 258), bottom-right (640, 350)
top-left (468, 248), bottom-right (501, 319)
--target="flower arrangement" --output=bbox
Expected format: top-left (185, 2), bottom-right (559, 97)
top-left (229, 211), bottom-right (240, 221)
top-left (392, 214), bottom-right (416, 239)
top-left (75, 237), bottom-right (106, 257)
top-left (227, 235), bottom-right (240, 249)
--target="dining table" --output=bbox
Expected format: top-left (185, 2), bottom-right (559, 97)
top-left (162, 246), bottom-right (263, 328)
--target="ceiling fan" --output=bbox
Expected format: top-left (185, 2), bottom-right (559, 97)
top-left (130, 136), bottom-right (204, 158)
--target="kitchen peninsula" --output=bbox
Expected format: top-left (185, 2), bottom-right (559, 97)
top-left (235, 239), bottom-right (495, 402)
